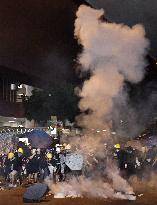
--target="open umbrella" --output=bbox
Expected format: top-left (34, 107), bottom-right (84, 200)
top-left (27, 130), bottom-right (51, 149)
top-left (23, 183), bottom-right (48, 203)
top-left (65, 153), bottom-right (83, 171)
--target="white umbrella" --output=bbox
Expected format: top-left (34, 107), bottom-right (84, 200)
top-left (65, 153), bottom-right (83, 171)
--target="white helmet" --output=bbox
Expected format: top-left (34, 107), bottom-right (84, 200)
top-left (31, 149), bottom-right (36, 155)
top-left (56, 147), bottom-right (61, 153)
top-left (37, 148), bottom-right (40, 154)
top-left (65, 144), bottom-right (71, 150)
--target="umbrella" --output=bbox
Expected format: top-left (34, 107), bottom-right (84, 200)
top-left (23, 183), bottom-right (48, 203)
top-left (65, 153), bottom-right (83, 171)
top-left (27, 130), bottom-right (51, 149)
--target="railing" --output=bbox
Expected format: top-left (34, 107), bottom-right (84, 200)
top-left (0, 127), bottom-right (49, 135)
top-left (0, 127), bottom-right (51, 153)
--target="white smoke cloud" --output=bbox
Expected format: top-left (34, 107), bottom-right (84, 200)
top-left (73, 4), bottom-right (148, 199)
top-left (75, 5), bottom-right (149, 130)
top-left (47, 174), bottom-right (135, 200)
top-left (48, 5), bottom-right (149, 201)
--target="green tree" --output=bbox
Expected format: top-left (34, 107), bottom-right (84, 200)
top-left (23, 83), bottom-right (79, 123)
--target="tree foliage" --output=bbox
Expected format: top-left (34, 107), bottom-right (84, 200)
top-left (24, 83), bottom-right (79, 123)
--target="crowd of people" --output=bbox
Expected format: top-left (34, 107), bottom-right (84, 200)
top-left (113, 143), bottom-right (157, 177)
top-left (0, 133), bottom-right (157, 189)
top-left (0, 142), bottom-right (71, 188)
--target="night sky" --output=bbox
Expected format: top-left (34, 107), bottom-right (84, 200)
top-left (0, 0), bottom-right (156, 87)
top-left (0, 0), bottom-right (82, 85)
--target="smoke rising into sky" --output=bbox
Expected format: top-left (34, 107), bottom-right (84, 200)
top-left (75, 5), bottom-right (149, 131)
top-left (48, 5), bottom-right (149, 200)
top-left (73, 4), bottom-right (148, 198)
top-left (87, 0), bottom-right (157, 57)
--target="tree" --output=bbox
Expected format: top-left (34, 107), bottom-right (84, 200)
top-left (23, 83), bottom-right (79, 123)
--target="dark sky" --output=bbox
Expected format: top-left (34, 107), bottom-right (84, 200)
top-left (0, 0), bottom-right (156, 87)
top-left (0, 0), bottom-right (82, 85)
top-left (88, 0), bottom-right (157, 58)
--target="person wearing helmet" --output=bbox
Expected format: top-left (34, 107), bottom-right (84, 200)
top-left (46, 152), bottom-right (58, 182)
top-left (114, 144), bottom-right (121, 149)
top-left (47, 153), bottom-right (53, 160)
top-left (60, 146), bottom-right (65, 152)
top-left (18, 148), bottom-right (24, 155)
top-left (54, 146), bottom-right (61, 170)
top-left (113, 143), bottom-right (127, 171)
top-left (14, 148), bottom-right (25, 185)
top-left (65, 144), bottom-right (71, 153)
top-left (113, 144), bottom-right (121, 159)
top-left (27, 149), bottom-right (40, 184)
top-left (8, 152), bottom-right (14, 160)
top-left (63, 143), bottom-right (67, 147)
top-left (4, 152), bottom-right (18, 187)
top-left (4, 152), bottom-right (15, 181)
top-left (46, 152), bottom-right (53, 177)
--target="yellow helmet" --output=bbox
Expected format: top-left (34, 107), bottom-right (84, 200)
top-left (46, 153), bottom-right (53, 159)
top-left (65, 144), bottom-right (71, 150)
top-left (8, 152), bottom-right (14, 159)
top-left (18, 148), bottom-right (24, 154)
top-left (114, 144), bottom-right (120, 149)
top-left (28, 145), bottom-right (32, 149)
top-left (61, 146), bottom-right (65, 151)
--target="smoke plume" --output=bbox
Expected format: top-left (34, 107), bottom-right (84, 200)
top-left (48, 5), bottom-right (149, 200)
top-left (75, 5), bottom-right (149, 131)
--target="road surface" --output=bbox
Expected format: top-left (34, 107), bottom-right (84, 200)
top-left (0, 187), bottom-right (157, 205)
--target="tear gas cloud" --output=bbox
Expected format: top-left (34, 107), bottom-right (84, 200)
top-left (48, 5), bottom-right (149, 200)
top-left (47, 173), bottom-right (134, 200)
top-left (112, 83), bottom-right (157, 137)
top-left (75, 5), bottom-right (149, 131)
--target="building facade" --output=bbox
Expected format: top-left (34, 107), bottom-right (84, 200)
top-left (0, 66), bottom-right (36, 127)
